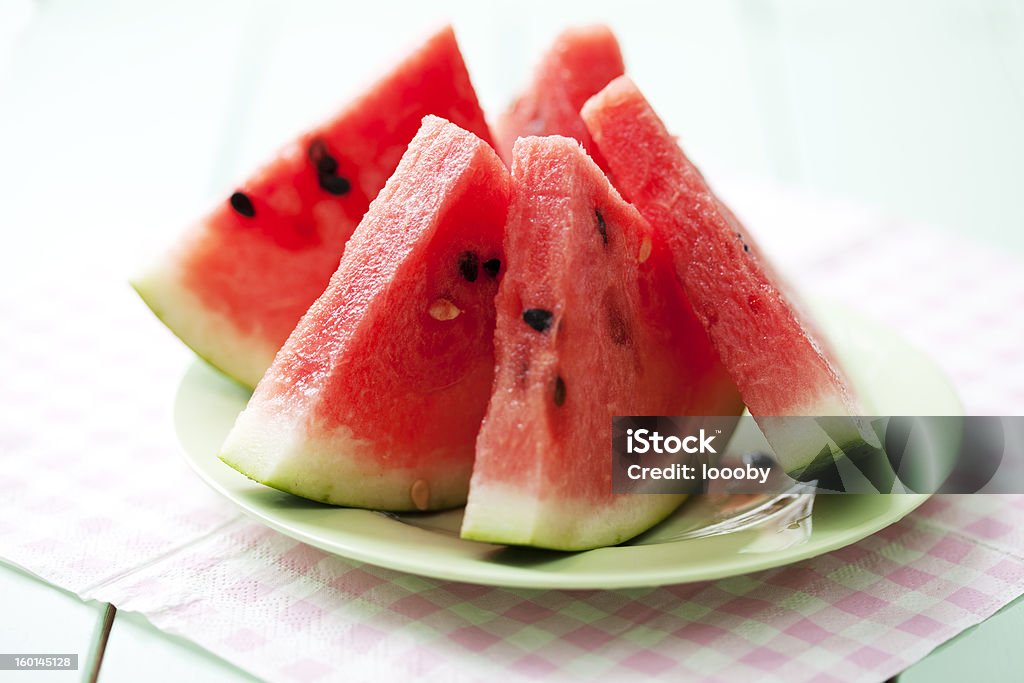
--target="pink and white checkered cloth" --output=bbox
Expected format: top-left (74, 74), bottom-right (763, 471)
top-left (1, 179), bottom-right (1022, 682)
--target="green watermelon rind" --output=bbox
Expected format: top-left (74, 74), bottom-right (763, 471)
top-left (131, 261), bottom-right (275, 390)
top-left (784, 431), bottom-right (896, 491)
top-left (756, 409), bottom-right (882, 477)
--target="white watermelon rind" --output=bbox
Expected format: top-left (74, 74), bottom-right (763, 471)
top-left (218, 402), bottom-right (472, 511)
top-left (131, 259), bottom-right (276, 390)
top-left (461, 482), bottom-right (687, 551)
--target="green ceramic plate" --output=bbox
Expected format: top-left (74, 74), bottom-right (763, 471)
top-left (175, 302), bottom-right (961, 588)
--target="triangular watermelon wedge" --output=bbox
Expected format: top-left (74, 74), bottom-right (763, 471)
top-left (133, 27), bottom-right (492, 388)
top-left (582, 77), bottom-right (877, 474)
top-left (495, 25), bottom-right (624, 169)
top-left (461, 136), bottom-right (742, 550)
top-left (219, 117), bottom-right (510, 511)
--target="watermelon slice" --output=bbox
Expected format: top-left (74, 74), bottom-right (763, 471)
top-left (495, 25), bottom-right (624, 168)
top-left (582, 77), bottom-right (875, 475)
top-left (218, 117), bottom-right (510, 511)
top-left (461, 136), bottom-right (742, 550)
top-left (133, 27), bottom-right (492, 388)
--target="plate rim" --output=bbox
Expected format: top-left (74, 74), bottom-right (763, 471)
top-left (183, 451), bottom-right (931, 588)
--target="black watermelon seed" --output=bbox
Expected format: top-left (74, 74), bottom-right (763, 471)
top-left (743, 244), bottom-right (750, 253)
top-left (318, 174), bottom-right (351, 196)
top-left (229, 191), bottom-right (255, 218)
top-left (482, 258), bottom-right (501, 278)
top-left (317, 155), bottom-right (338, 175)
top-left (458, 251), bottom-right (479, 282)
top-left (523, 308), bottom-right (554, 332)
top-left (553, 375), bottom-right (566, 407)
top-left (596, 209), bottom-right (608, 245)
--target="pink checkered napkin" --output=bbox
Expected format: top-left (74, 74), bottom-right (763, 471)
top-left (96, 495), bottom-right (1024, 682)
top-left (1, 182), bottom-right (1022, 682)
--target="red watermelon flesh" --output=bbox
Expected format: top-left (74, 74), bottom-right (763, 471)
top-left (582, 77), bottom-right (875, 474)
top-left (461, 136), bottom-right (742, 550)
top-left (495, 25), bottom-right (624, 169)
top-left (133, 27), bottom-right (493, 388)
top-left (219, 117), bottom-right (510, 511)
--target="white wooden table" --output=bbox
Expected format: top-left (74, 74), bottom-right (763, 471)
top-left (2, 1), bottom-right (1021, 680)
